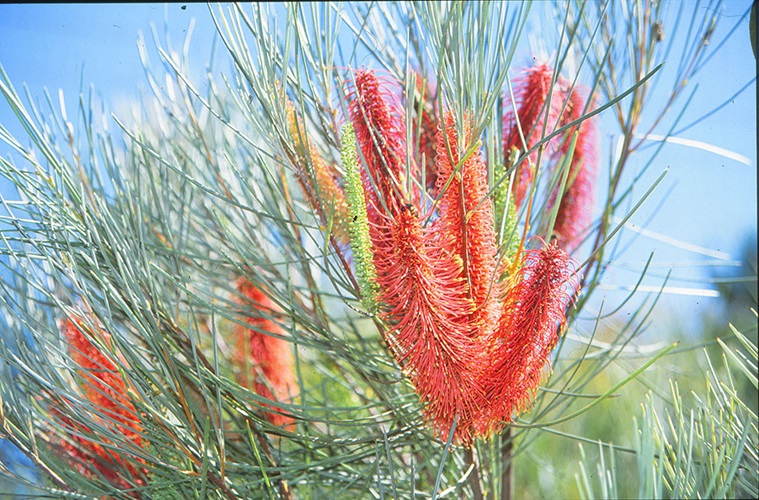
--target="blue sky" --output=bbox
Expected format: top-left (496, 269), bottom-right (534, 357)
top-left (0, 3), bottom-right (755, 325)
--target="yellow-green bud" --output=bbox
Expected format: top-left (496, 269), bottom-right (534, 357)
top-left (341, 123), bottom-right (379, 313)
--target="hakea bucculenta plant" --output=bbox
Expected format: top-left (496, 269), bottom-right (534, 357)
top-left (53, 317), bottom-right (147, 495)
top-left (294, 67), bottom-right (594, 445)
top-left (233, 278), bottom-right (297, 428)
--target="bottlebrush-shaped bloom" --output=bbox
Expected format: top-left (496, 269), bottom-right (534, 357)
top-left (482, 241), bottom-right (578, 436)
top-left (347, 69), bottom-right (417, 219)
top-left (234, 278), bottom-right (297, 428)
top-left (503, 63), bottom-right (563, 209)
top-left (56, 317), bottom-right (146, 493)
top-left (549, 84), bottom-right (598, 253)
top-left (434, 111), bottom-right (502, 336)
top-left (375, 204), bottom-right (486, 445)
top-left (286, 102), bottom-right (349, 243)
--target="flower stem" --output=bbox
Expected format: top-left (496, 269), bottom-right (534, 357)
top-left (501, 426), bottom-right (514, 500)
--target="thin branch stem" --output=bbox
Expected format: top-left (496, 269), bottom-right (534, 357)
top-left (501, 427), bottom-right (514, 500)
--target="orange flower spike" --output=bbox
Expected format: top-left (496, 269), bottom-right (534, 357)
top-left (503, 64), bottom-right (562, 209)
top-left (60, 318), bottom-right (146, 494)
top-left (375, 204), bottom-right (484, 445)
top-left (551, 84), bottom-right (598, 253)
top-left (286, 102), bottom-right (349, 243)
top-left (234, 278), bottom-right (297, 428)
top-left (434, 112), bottom-right (502, 336)
top-left (348, 69), bottom-right (416, 219)
top-left (483, 241), bottom-right (578, 436)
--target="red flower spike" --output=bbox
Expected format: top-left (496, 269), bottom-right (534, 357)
top-left (434, 111), bottom-right (502, 338)
top-left (347, 69), bottom-right (425, 300)
top-left (348, 69), bottom-right (417, 220)
top-left (234, 278), bottom-right (297, 428)
top-left (59, 318), bottom-right (146, 494)
top-left (482, 242), bottom-right (578, 436)
top-left (550, 84), bottom-right (598, 253)
top-left (375, 204), bottom-right (485, 445)
top-left (503, 64), bottom-right (563, 209)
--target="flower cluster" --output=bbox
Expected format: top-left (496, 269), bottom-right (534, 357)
top-left (266, 58), bottom-right (596, 445)
top-left (287, 64), bottom-right (597, 446)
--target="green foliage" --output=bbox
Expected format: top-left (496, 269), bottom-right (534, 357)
top-left (576, 316), bottom-right (758, 499)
